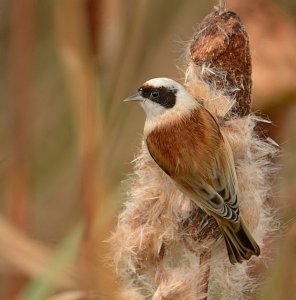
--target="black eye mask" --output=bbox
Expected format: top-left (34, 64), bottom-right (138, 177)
top-left (139, 86), bottom-right (177, 109)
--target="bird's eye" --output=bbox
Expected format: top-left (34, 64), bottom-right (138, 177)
top-left (150, 90), bottom-right (159, 99)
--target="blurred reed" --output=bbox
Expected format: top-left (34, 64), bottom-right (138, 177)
top-left (53, 0), bottom-right (119, 298)
top-left (5, 0), bottom-right (34, 298)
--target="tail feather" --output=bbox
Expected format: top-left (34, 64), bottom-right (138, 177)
top-left (220, 218), bottom-right (260, 264)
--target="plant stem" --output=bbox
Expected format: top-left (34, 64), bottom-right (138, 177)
top-left (198, 251), bottom-right (211, 300)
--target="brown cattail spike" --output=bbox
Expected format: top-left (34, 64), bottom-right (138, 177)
top-left (191, 10), bottom-right (252, 117)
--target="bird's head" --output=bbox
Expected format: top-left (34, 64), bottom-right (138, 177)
top-left (124, 78), bottom-right (198, 124)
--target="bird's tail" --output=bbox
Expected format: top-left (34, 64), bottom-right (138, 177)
top-left (220, 218), bottom-right (260, 264)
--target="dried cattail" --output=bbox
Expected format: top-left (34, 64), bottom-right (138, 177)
top-left (110, 7), bottom-right (278, 300)
top-left (190, 9), bottom-right (252, 117)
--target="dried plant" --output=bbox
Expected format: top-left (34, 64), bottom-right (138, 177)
top-left (110, 7), bottom-right (278, 300)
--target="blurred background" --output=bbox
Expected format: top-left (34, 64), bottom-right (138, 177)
top-left (0, 0), bottom-right (296, 299)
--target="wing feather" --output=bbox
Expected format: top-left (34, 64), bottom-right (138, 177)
top-left (186, 139), bottom-right (239, 223)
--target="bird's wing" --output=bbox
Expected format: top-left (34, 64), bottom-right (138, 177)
top-left (175, 139), bottom-right (240, 224)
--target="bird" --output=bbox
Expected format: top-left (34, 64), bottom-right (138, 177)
top-left (124, 77), bottom-right (260, 264)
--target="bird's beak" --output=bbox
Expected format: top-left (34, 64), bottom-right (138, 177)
top-left (123, 93), bottom-right (144, 102)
